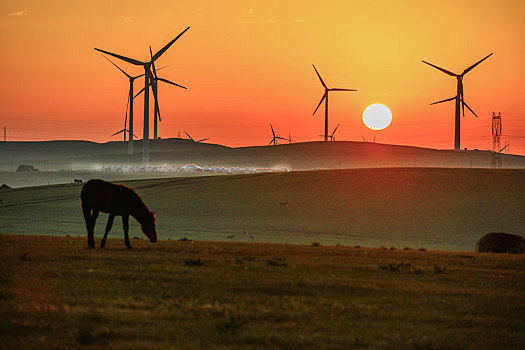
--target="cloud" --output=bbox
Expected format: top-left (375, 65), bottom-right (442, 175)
top-left (9, 10), bottom-right (27, 17)
top-left (292, 18), bottom-right (307, 23)
top-left (239, 19), bottom-right (278, 24)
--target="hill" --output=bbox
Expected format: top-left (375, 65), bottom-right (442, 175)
top-left (1, 168), bottom-right (523, 251)
top-left (1, 139), bottom-right (524, 171)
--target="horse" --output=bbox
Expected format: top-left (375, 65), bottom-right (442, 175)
top-left (81, 179), bottom-right (157, 249)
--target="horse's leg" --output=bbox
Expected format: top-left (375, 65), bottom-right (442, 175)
top-left (82, 204), bottom-right (93, 248)
top-left (88, 210), bottom-right (99, 248)
top-left (82, 204), bottom-right (97, 248)
top-left (122, 214), bottom-right (132, 249)
top-left (100, 214), bottom-right (115, 248)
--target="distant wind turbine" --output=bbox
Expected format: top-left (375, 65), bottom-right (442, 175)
top-left (312, 65), bottom-right (356, 141)
top-left (95, 26), bottom-right (190, 165)
top-left (101, 54), bottom-right (144, 154)
top-left (422, 53), bottom-right (493, 151)
top-left (287, 131), bottom-right (295, 144)
top-left (268, 123), bottom-right (287, 146)
top-left (184, 131), bottom-right (210, 143)
top-left (110, 97), bottom-right (138, 141)
top-left (319, 123), bottom-right (340, 141)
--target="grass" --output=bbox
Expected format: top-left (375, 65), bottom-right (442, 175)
top-left (1, 235), bottom-right (525, 349)
top-left (1, 168), bottom-right (524, 251)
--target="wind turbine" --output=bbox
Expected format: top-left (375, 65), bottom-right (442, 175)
top-left (110, 98), bottom-right (138, 141)
top-left (287, 131), bottom-right (295, 144)
top-left (312, 65), bottom-right (356, 141)
top-left (95, 26), bottom-right (190, 165)
top-left (101, 55), bottom-right (144, 154)
top-left (184, 131), bottom-right (210, 143)
top-left (268, 123), bottom-right (287, 146)
top-left (422, 53), bottom-right (493, 151)
top-left (135, 53), bottom-right (187, 140)
top-left (149, 46), bottom-right (187, 140)
top-left (319, 123), bottom-right (340, 141)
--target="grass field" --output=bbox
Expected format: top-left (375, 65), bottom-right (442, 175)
top-left (1, 168), bottom-right (524, 251)
top-left (1, 235), bottom-right (524, 349)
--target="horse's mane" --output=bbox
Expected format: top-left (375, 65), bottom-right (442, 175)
top-left (116, 183), bottom-right (153, 221)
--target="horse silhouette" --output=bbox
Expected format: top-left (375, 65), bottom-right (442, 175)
top-left (81, 179), bottom-right (157, 249)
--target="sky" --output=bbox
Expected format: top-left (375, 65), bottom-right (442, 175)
top-left (1, 0), bottom-right (524, 154)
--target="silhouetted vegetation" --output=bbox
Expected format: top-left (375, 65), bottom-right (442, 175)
top-left (476, 232), bottom-right (525, 254)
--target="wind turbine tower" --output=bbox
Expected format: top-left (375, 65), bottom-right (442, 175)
top-left (422, 53), bottom-right (492, 151)
top-left (312, 65), bottom-right (356, 141)
top-left (95, 27), bottom-right (190, 166)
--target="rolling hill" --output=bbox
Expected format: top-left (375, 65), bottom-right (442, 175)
top-left (1, 139), bottom-right (524, 172)
top-left (1, 168), bottom-right (523, 251)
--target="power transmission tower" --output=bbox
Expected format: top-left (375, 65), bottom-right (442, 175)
top-left (491, 112), bottom-right (502, 168)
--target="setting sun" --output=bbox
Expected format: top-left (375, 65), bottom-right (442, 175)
top-left (362, 103), bottom-right (392, 130)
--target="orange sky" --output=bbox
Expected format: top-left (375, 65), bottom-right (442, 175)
top-left (1, 0), bottom-right (524, 154)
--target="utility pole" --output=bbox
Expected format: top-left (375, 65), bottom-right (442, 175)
top-left (491, 112), bottom-right (502, 168)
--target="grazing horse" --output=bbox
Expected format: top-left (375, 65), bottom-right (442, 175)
top-left (81, 179), bottom-right (157, 249)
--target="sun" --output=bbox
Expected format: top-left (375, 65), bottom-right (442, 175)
top-left (362, 103), bottom-right (392, 130)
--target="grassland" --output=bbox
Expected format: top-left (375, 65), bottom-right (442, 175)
top-left (1, 168), bottom-right (524, 251)
top-left (1, 235), bottom-right (524, 349)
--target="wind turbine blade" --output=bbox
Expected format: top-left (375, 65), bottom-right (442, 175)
top-left (268, 139), bottom-right (274, 146)
top-left (312, 64), bottom-right (327, 89)
top-left (101, 54), bottom-right (131, 78)
top-left (430, 96), bottom-right (456, 105)
top-left (149, 46), bottom-right (159, 79)
top-left (134, 87), bottom-right (145, 99)
top-left (184, 131), bottom-right (195, 142)
top-left (94, 48), bottom-right (144, 66)
top-left (132, 73), bottom-right (145, 79)
top-left (332, 123), bottom-right (340, 136)
top-left (499, 144), bottom-right (509, 153)
top-left (462, 53), bottom-right (493, 75)
top-left (152, 27), bottom-right (190, 62)
top-left (147, 69), bottom-right (161, 118)
top-left (276, 137), bottom-right (288, 141)
top-left (158, 78), bottom-right (187, 89)
top-left (197, 138), bottom-right (210, 143)
top-left (270, 123), bottom-right (275, 137)
top-left (313, 93), bottom-right (326, 116)
top-left (125, 95), bottom-right (129, 128)
top-left (111, 129), bottom-right (125, 137)
top-left (422, 60), bottom-right (457, 77)
top-left (330, 88), bottom-right (357, 91)
top-left (462, 100), bottom-right (478, 118)
top-left (156, 65), bottom-right (169, 72)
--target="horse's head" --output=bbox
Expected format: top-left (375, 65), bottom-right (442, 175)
top-left (141, 211), bottom-right (157, 243)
